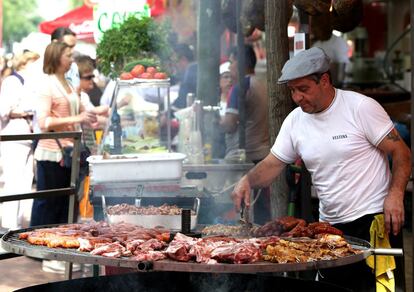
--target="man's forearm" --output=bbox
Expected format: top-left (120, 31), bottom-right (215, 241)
top-left (246, 153), bottom-right (286, 189)
top-left (389, 147), bottom-right (411, 198)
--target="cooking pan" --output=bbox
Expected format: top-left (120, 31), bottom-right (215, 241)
top-left (1, 227), bottom-right (403, 274)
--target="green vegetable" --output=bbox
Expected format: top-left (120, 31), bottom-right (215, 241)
top-left (123, 58), bottom-right (160, 72)
top-left (96, 16), bottom-right (172, 78)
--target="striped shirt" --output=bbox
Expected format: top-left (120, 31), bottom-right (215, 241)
top-left (34, 75), bottom-right (84, 162)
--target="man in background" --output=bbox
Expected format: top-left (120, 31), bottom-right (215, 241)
top-left (222, 45), bottom-right (270, 224)
top-left (50, 27), bottom-right (80, 90)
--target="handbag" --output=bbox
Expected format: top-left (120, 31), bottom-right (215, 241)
top-left (55, 138), bottom-right (91, 169)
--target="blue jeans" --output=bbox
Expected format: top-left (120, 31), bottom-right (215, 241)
top-left (30, 161), bottom-right (72, 227)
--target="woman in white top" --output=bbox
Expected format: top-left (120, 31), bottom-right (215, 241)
top-left (30, 42), bottom-right (97, 227)
top-left (0, 51), bottom-right (39, 229)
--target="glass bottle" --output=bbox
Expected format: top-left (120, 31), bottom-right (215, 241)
top-left (108, 106), bottom-right (122, 154)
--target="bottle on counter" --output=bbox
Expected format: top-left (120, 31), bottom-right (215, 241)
top-left (204, 143), bottom-right (212, 163)
top-left (186, 92), bottom-right (194, 108)
top-left (188, 100), bottom-right (204, 164)
top-left (108, 106), bottom-right (122, 154)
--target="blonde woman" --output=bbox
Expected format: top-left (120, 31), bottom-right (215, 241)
top-left (30, 42), bottom-right (97, 227)
top-left (0, 51), bottom-right (39, 229)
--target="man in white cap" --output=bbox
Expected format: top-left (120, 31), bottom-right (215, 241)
top-left (231, 47), bottom-right (411, 290)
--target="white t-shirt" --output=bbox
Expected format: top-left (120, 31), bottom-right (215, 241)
top-left (271, 89), bottom-right (393, 224)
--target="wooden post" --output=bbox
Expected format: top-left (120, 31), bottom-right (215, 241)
top-left (197, 0), bottom-right (221, 106)
top-left (265, 0), bottom-right (294, 218)
top-left (197, 0), bottom-right (221, 156)
top-left (236, 0), bottom-right (246, 150)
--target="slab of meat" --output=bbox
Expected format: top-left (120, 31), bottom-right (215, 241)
top-left (250, 220), bottom-right (283, 237)
top-left (308, 222), bottom-right (343, 236)
top-left (210, 242), bottom-right (261, 264)
top-left (138, 238), bottom-right (168, 252)
top-left (133, 250), bottom-right (167, 261)
top-left (189, 238), bottom-right (235, 263)
top-left (277, 216), bottom-right (306, 231)
top-left (125, 239), bottom-right (146, 253)
top-left (232, 242), bottom-right (262, 264)
top-left (165, 233), bottom-right (200, 262)
top-left (250, 216), bottom-right (344, 238)
top-left (90, 242), bottom-right (131, 258)
top-left (165, 241), bottom-right (192, 262)
top-left (78, 237), bottom-right (113, 252)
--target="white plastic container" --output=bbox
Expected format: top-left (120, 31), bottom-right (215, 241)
top-left (87, 153), bottom-right (186, 184)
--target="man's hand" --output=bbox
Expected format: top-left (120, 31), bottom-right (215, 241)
top-left (231, 175), bottom-right (251, 212)
top-left (383, 191), bottom-right (405, 235)
top-left (231, 154), bottom-right (287, 212)
top-left (80, 110), bottom-right (98, 126)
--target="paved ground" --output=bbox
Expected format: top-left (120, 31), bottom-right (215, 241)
top-left (0, 257), bottom-right (96, 291)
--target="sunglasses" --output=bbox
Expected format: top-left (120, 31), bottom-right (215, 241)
top-left (81, 75), bottom-right (94, 80)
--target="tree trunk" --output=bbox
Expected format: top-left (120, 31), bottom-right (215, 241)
top-left (197, 0), bottom-right (221, 157)
top-left (265, 0), bottom-right (295, 218)
top-left (197, 0), bottom-right (221, 107)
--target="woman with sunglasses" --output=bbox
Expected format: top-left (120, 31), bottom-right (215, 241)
top-left (76, 55), bottom-right (109, 155)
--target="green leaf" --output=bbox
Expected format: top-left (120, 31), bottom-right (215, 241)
top-left (96, 16), bottom-right (172, 77)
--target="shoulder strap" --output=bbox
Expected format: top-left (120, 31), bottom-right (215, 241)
top-left (55, 138), bottom-right (65, 155)
top-left (11, 71), bottom-right (24, 85)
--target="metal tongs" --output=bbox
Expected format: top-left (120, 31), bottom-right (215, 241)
top-left (239, 201), bottom-right (253, 231)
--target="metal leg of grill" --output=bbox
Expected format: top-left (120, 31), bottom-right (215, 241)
top-left (64, 262), bottom-right (73, 280)
top-left (93, 265), bottom-right (99, 277)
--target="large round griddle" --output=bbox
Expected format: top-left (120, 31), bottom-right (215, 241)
top-left (0, 226), bottom-right (400, 273)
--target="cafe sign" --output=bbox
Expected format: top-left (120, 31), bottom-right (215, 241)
top-left (93, 0), bottom-right (150, 43)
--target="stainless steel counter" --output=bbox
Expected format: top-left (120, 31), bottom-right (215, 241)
top-left (182, 160), bottom-right (254, 194)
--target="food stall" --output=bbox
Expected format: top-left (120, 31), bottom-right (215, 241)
top-left (1, 1), bottom-right (412, 290)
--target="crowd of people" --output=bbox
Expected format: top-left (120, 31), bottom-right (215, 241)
top-left (0, 27), bottom-right (239, 231)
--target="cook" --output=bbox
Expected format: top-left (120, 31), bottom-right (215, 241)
top-left (231, 47), bottom-right (411, 291)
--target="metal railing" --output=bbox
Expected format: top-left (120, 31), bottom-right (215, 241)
top-left (0, 131), bottom-right (82, 279)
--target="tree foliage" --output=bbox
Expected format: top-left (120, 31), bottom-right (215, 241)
top-left (96, 16), bottom-right (172, 78)
top-left (3, 0), bottom-right (42, 50)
